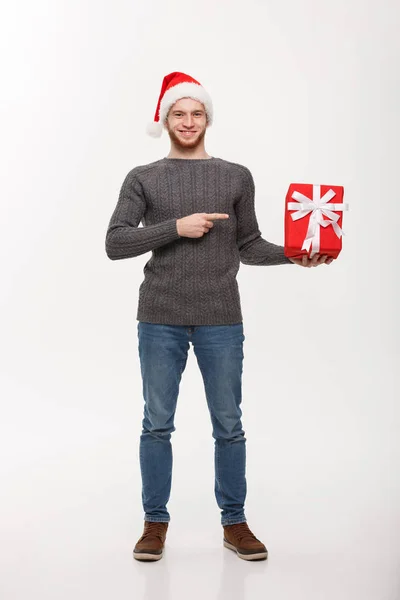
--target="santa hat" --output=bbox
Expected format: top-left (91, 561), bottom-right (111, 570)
top-left (146, 71), bottom-right (213, 138)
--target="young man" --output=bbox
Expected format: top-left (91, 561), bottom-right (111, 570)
top-left (105, 72), bottom-right (332, 562)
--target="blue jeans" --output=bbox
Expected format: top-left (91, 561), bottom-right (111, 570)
top-left (137, 322), bottom-right (247, 527)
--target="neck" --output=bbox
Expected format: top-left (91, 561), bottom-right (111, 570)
top-left (166, 143), bottom-right (211, 160)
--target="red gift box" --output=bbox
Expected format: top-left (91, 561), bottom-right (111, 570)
top-left (284, 183), bottom-right (348, 259)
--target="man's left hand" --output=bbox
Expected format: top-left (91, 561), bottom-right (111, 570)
top-left (288, 254), bottom-right (334, 267)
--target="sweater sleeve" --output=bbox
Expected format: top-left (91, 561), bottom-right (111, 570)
top-left (235, 167), bottom-right (293, 266)
top-left (105, 170), bottom-right (181, 260)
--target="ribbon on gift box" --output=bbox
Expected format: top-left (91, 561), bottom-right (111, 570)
top-left (287, 185), bottom-right (349, 258)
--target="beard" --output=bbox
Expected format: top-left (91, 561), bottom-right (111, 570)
top-left (165, 123), bottom-right (207, 149)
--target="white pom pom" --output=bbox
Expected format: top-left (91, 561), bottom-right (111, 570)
top-left (146, 121), bottom-right (163, 138)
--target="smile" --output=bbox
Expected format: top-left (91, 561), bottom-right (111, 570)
top-left (179, 131), bottom-right (197, 136)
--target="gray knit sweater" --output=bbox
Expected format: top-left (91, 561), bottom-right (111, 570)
top-left (105, 156), bottom-right (293, 325)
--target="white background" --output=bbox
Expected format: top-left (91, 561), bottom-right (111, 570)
top-left (1, 0), bottom-right (399, 598)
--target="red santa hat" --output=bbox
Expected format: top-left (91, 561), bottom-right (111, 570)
top-left (146, 71), bottom-right (214, 138)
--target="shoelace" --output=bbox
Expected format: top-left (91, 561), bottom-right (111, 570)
top-left (143, 522), bottom-right (167, 542)
top-left (227, 522), bottom-right (258, 543)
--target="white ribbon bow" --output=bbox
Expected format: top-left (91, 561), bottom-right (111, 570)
top-left (287, 185), bottom-right (349, 258)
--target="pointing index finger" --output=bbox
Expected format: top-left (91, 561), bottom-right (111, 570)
top-left (206, 213), bottom-right (230, 219)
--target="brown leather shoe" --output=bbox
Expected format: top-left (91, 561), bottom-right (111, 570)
top-left (133, 521), bottom-right (169, 561)
top-left (223, 522), bottom-right (268, 560)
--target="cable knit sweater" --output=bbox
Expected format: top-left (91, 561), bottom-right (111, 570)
top-left (105, 156), bottom-right (293, 325)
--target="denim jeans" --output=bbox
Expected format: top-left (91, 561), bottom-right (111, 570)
top-left (137, 321), bottom-right (247, 527)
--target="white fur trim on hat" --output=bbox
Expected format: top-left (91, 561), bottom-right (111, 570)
top-left (160, 81), bottom-right (214, 125)
top-left (159, 82), bottom-right (213, 128)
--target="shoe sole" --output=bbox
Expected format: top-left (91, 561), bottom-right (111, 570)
top-left (223, 540), bottom-right (268, 561)
top-left (133, 548), bottom-right (164, 561)
top-left (134, 543), bottom-right (267, 561)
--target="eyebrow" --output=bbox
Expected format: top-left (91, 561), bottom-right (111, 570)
top-left (172, 109), bottom-right (204, 113)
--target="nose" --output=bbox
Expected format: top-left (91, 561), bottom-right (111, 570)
top-left (182, 115), bottom-right (194, 128)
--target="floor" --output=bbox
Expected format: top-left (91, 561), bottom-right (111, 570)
top-left (2, 353), bottom-right (399, 600)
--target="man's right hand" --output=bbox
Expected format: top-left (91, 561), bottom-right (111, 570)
top-left (176, 213), bottom-right (229, 238)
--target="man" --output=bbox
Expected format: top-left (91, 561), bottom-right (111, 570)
top-left (105, 71), bottom-right (332, 562)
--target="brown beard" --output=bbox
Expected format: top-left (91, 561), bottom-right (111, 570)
top-left (165, 123), bottom-right (207, 149)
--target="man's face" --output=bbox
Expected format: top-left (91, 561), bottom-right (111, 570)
top-left (164, 98), bottom-right (208, 148)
